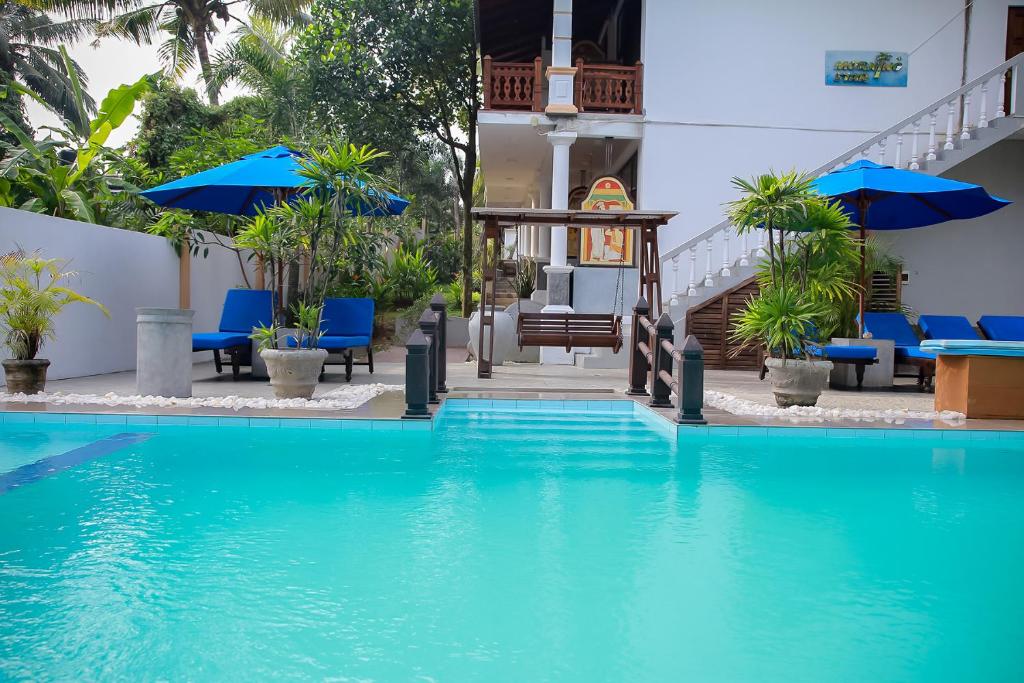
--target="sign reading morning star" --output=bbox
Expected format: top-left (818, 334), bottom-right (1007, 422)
top-left (826, 51), bottom-right (908, 87)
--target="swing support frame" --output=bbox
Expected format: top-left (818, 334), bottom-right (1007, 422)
top-left (471, 207), bottom-right (677, 379)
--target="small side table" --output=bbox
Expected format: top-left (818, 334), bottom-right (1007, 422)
top-left (829, 337), bottom-right (895, 389)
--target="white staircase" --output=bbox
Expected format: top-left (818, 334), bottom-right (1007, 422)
top-left (660, 54), bottom-right (1024, 334)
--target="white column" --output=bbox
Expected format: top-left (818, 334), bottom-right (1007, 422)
top-left (540, 128), bottom-right (577, 365)
top-left (545, 0), bottom-right (577, 115)
top-left (547, 130), bottom-right (576, 267)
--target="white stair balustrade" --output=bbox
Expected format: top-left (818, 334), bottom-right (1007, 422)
top-left (703, 238), bottom-right (714, 287)
top-left (909, 120), bottom-right (921, 169)
top-left (720, 227), bottom-right (732, 277)
top-left (687, 247), bottom-right (697, 296)
top-left (670, 255), bottom-right (680, 307)
top-left (944, 100), bottom-right (957, 150)
top-left (926, 112), bottom-right (938, 160)
top-left (960, 92), bottom-right (972, 140)
top-left (657, 52), bottom-right (1024, 311)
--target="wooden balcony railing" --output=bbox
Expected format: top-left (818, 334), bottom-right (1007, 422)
top-left (482, 56), bottom-right (543, 111)
top-left (575, 59), bottom-right (643, 114)
top-left (481, 56), bottom-right (644, 115)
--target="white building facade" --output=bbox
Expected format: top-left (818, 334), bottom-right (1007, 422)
top-left (476, 0), bottom-right (1024, 364)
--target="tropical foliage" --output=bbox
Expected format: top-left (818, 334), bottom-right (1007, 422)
top-left (0, 1), bottom-right (96, 136)
top-left (301, 0), bottom-right (479, 314)
top-left (0, 249), bottom-right (109, 360)
top-left (1, 55), bottom-right (152, 223)
top-left (728, 171), bottom-right (862, 359)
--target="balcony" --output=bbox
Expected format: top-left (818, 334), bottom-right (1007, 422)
top-left (482, 56), bottom-right (643, 115)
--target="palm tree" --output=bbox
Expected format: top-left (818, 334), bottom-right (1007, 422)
top-left (0, 1), bottom-right (96, 132)
top-left (27, 0), bottom-right (307, 106)
top-left (210, 16), bottom-right (306, 135)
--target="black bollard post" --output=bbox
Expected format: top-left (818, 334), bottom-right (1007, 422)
top-left (626, 296), bottom-right (651, 396)
top-left (418, 309), bottom-right (440, 405)
top-left (677, 334), bottom-right (708, 425)
top-left (403, 329), bottom-right (431, 419)
top-left (649, 312), bottom-right (674, 408)
top-left (429, 293), bottom-right (448, 393)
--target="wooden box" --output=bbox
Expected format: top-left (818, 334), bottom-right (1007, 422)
top-left (935, 355), bottom-right (1024, 419)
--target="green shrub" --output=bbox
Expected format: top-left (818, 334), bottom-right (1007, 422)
top-left (385, 245), bottom-right (438, 308)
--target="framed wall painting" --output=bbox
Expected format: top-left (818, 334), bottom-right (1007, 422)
top-left (578, 176), bottom-right (636, 267)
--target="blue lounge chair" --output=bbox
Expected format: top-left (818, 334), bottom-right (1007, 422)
top-left (918, 315), bottom-right (982, 341)
top-left (977, 315), bottom-right (1024, 342)
top-left (862, 312), bottom-right (935, 390)
top-left (287, 297), bottom-right (375, 381)
top-left (192, 289), bottom-right (274, 380)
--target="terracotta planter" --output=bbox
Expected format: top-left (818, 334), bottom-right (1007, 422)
top-left (260, 349), bottom-right (328, 399)
top-left (765, 357), bottom-right (834, 407)
top-left (2, 359), bottom-right (50, 395)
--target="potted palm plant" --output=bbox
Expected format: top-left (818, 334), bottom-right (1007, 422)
top-left (252, 302), bottom-right (327, 399)
top-left (729, 172), bottom-right (861, 407)
top-left (248, 142), bottom-right (392, 398)
top-left (1, 250), bottom-right (109, 394)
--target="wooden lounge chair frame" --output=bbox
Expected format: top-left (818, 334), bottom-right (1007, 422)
top-left (517, 312), bottom-right (623, 353)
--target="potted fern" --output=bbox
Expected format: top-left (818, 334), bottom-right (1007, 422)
top-left (1, 251), bottom-right (109, 394)
top-left (729, 172), bottom-right (860, 407)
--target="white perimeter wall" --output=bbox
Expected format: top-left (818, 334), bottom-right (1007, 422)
top-left (874, 139), bottom-right (1024, 322)
top-left (0, 208), bottom-right (254, 383)
top-left (639, 0), bottom-right (1016, 250)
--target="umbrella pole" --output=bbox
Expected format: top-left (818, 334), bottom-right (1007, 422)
top-left (858, 196), bottom-right (868, 338)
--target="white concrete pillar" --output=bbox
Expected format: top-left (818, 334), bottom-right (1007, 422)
top-left (545, 0), bottom-right (576, 114)
top-left (547, 130), bottom-right (576, 267)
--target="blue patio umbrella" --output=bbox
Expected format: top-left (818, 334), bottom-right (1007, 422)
top-left (811, 160), bottom-right (1010, 333)
top-left (140, 145), bottom-right (410, 217)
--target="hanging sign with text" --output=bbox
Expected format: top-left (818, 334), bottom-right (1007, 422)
top-left (826, 51), bottom-right (908, 87)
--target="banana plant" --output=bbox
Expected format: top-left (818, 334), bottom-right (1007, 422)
top-left (0, 46), bottom-right (152, 221)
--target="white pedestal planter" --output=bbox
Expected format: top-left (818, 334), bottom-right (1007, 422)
top-left (260, 348), bottom-right (328, 399)
top-left (136, 308), bottom-right (194, 398)
top-left (765, 357), bottom-right (833, 407)
top-left (468, 308), bottom-right (515, 366)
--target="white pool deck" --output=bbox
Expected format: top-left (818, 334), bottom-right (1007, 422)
top-left (3, 350), bottom-right (1021, 432)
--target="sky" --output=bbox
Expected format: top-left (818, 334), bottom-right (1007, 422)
top-left (24, 22), bottom-right (246, 148)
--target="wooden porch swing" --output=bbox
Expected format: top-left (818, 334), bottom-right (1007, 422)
top-left (471, 204), bottom-right (676, 379)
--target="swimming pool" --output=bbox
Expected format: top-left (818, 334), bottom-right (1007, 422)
top-left (1, 403), bottom-right (1023, 681)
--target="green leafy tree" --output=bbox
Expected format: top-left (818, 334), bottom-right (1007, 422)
top-left (301, 0), bottom-right (479, 315)
top-left (0, 1), bottom-right (96, 134)
top-left (211, 15), bottom-right (308, 138)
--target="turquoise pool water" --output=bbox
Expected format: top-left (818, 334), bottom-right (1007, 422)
top-left (1, 407), bottom-right (1023, 681)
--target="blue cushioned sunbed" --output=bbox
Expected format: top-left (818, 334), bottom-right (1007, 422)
top-left (862, 312), bottom-right (935, 389)
top-left (918, 315), bottom-right (981, 341)
top-left (286, 298), bottom-right (375, 381)
top-left (977, 315), bottom-right (1024, 342)
top-left (192, 289), bottom-right (274, 380)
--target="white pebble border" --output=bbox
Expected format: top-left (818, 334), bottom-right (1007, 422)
top-left (0, 383), bottom-right (403, 412)
top-left (703, 390), bottom-right (965, 424)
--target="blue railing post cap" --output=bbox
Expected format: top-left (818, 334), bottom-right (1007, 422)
top-left (429, 293), bottom-right (447, 308)
top-left (633, 295), bottom-right (649, 311)
top-left (655, 312), bottom-right (674, 331)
